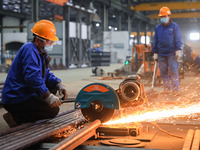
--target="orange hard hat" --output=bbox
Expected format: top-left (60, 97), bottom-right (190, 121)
top-left (158, 7), bottom-right (171, 17)
top-left (96, 44), bottom-right (100, 47)
top-left (31, 20), bottom-right (59, 41)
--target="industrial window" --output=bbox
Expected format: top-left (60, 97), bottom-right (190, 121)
top-left (190, 32), bottom-right (200, 40)
top-left (141, 36), bottom-right (150, 44)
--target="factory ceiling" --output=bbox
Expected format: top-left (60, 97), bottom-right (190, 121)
top-left (1, 0), bottom-right (200, 26)
top-left (130, 0), bottom-right (200, 23)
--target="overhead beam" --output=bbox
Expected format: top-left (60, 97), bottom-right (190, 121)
top-left (110, 0), bottom-right (157, 25)
top-left (148, 12), bottom-right (200, 19)
top-left (134, 11), bottom-right (157, 25)
top-left (131, 2), bottom-right (200, 11)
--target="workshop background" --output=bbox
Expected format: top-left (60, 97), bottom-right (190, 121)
top-left (1, 0), bottom-right (200, 150)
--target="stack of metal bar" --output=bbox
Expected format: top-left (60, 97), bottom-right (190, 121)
top-left (0, 109), bottom-right (85, 150)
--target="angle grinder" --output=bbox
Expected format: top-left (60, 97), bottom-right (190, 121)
top-left (75, 75), bottom-right (148, 123)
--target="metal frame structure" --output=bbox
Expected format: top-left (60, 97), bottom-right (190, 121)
top-left (63, 3), bottom-right (92, 68)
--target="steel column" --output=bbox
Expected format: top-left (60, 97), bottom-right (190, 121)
top-left (63, 4), bottom-right (70, 68)
top-left (0, 15), bottom-right (4, 65)
top-left (31, 0), bottom-right (39, 22)
top-left (144, 23), bottom-right (147, 45)
top-left (118, 13), bottom-right (121, 31)
top-left (137, 22), bottom-right (141, 44)
top-left (128, 14), bottom-right (131, 33)
top-left (78, 9), bottom-right (82, 67)
top-left (103, 4), bottom-right (108, 31)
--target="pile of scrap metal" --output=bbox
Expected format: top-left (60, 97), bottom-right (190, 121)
top-left (92, 67), bottom-right (124, 80)
top-left (92, 67), bottom-right (106, 76)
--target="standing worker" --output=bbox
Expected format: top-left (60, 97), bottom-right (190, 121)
top-left (96, 44), bottom-right (101, 52)
top-left (152, 7), bottom-right (182, 95)
top-left (91, 44), bottom-right (96, 52)
top-left (2, 20), bottom-right (68, 128)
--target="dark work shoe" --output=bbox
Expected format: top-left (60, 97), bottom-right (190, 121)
top-left (3, 113), bottom-right (19, 128)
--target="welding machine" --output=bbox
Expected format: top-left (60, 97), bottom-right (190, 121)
top-left (75, 75), bottom-right (148, 123)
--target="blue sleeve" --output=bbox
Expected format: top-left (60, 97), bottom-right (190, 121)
top-left (194, 56), bottom-right (200, 66)
top-left (45, 67), bottom-right (61, 88)
top-left (174, 24), bottom-right (182, 50)
top-left (152, 27), bottom-right (158, 53)
top-left (21, 48), bottom-right (49, 96)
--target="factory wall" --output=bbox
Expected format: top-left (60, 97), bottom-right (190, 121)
top-left (3, 16), bottom-right (30, 33)
top-left (103, 30), bottom-right (129, 63)
top-left (1, 16), bottom-right (29, 49)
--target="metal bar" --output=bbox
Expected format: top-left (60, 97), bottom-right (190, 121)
top-left (0, 110), bottom-right (81, 141)
top-left (0, 109), bottom-right (75, 137)
top-left (0, 116), bottom-right (72, 143)
top-left (50, 119), bottom-right (101, 150)
top-left (2, 120), bottom-right (81, 150)
top-left (0, 113), bottom-right (85, 150)
top-left (182, 129), bottom-right (195, 150)
top-left (191, 130), bottom-right (200, 150)
top-left (0, 111), bottom-right (80, 142)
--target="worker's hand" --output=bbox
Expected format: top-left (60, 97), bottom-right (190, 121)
top-left (44, 93), bottom-right (62, 108)
top-left (56, 83), bottom-right (68, 100)
top-left (153, 53), bottom-right (158, 60)
top-left (176, 50), bottom-right (182, 62)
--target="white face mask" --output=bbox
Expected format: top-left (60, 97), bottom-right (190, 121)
top-left (160, 17), bottom-right (169, 24)
top-left (44, 45), bottom-right (54, 51)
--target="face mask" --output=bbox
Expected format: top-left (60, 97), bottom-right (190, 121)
top-left (160, 17), bottom-right (169, 24)
top-left (44, 45), bottom-right (53, 51)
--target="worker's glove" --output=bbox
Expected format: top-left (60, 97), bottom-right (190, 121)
top-left (176, 50), bottom-right (183, 62)
top-left (153, 53), bottom-right (158, 61)
top-left (44, 93), bottom-right (62, 108)
top-left (56, 83), bottom-right (68, 100)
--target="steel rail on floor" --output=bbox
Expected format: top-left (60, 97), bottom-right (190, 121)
top-left (50, 119), bottom-right (101, 150)
top-left (0, 109), bottom-right (85, 150)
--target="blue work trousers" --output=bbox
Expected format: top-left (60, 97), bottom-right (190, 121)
top-left (158, 55), bottom-right (179, 91)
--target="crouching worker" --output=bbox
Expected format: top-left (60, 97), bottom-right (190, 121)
top-left (190, 51), bottom-right (200, 75)
top-left (1, 20), bottom-right (68, 128)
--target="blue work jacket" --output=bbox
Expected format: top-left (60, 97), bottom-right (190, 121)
top-left (153, 21), bottom-right (182, 56)
top-left (2, 42), bottom-right (61, 104)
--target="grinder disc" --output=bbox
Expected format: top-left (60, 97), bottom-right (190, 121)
top-left (81, 100), bottom-right (115, 123)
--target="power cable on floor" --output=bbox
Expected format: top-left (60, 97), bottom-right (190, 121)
top-left (152, 121), bottom-right (184, 139)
